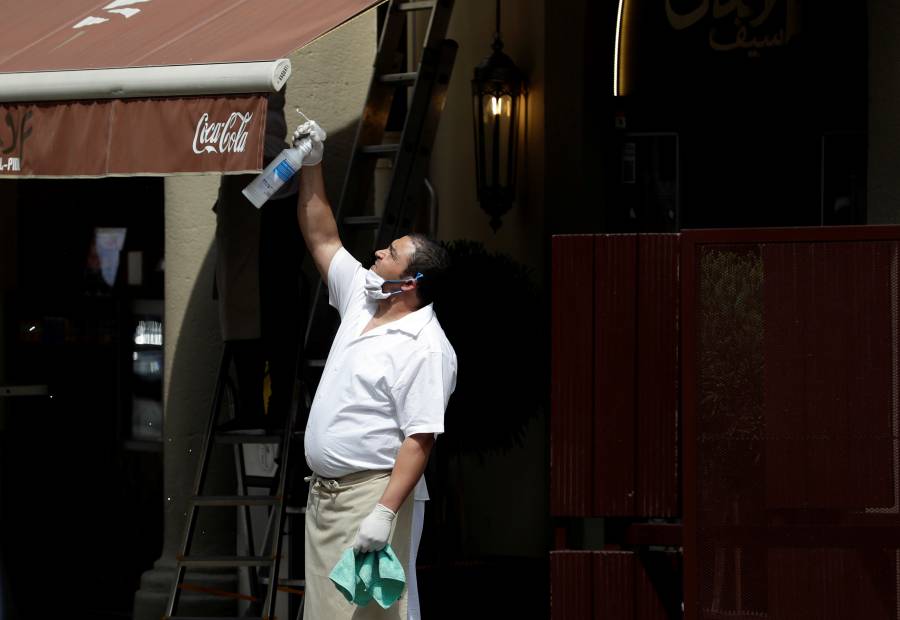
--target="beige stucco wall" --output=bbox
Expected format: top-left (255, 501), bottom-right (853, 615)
top-left (868, 0), bottom-right (900, 224)
top-left (134, 12), bottom-right (377, 620)
top-left (285, 16), bottom-right (380, 206)
top-left (431, 0), bottom-right (548, 559)
top-left (160, 172), bottom-right (221, 555)
top-left (431, 0), bottom-right (545, 275)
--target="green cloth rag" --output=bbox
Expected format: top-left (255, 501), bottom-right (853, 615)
top-left (329, 545), bottom-right (406, 609)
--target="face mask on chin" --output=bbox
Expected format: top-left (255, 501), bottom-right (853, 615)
top-left (364, 268), bottom-right (423, 302)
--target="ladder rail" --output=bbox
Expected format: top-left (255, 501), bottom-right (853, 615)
top-left (330, 0), bottom-right (409, 232)
top-left (262, 378), bottom-right (303, 619)
top-left (375, 38), bottom-right (457, 250)
top-left (374, 0), bottom-right (454, 247)
top-left (164, 345), bottom-right (234, 618)
top-left (303, 0), bottom-right (456, 354)
top-left (165, 343), bottom-right (302, 619)
top-left (304, 0), bottom-right (417, 352)
top-left (234, 441), bottom-right (263, 604)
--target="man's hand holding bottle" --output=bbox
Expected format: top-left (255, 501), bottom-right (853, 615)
top-left (293, 119), bottom-right (326, 166)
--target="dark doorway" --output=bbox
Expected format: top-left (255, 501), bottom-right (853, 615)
top-left (1, 177), bottom-right (164, 619)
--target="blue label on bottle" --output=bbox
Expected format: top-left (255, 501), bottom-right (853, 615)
top-left (274, 159), bottom-right (297, 182)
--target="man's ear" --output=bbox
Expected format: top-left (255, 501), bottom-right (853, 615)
top-left (400, 277), bottom-right (418, 292)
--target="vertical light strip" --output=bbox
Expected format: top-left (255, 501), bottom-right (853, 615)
top-left (614, 0), bottom-right (625, 96)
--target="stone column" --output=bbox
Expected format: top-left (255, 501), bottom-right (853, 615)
top-left (133, 174), bottom-right (238, 619)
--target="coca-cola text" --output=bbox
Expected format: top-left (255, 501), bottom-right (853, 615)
top-left (193, 112), bottom-right (253, 155)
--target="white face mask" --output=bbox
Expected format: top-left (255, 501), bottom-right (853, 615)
top-left (364, 268), bottom-right (423, 302)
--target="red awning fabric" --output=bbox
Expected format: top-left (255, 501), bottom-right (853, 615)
top-left (0, 95), bottom-right (267, 177)
top-left (0, 0), bottom-right (380, 178)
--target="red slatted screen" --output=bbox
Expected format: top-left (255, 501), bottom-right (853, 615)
top-left (552, 234), bottom-right (679, 518)
top-left (551, 551), bottom-right (678, 619)
top-left (550, 551), bottom-right (594, 620)
top-left (595, 235), bottom-right (638, 515)
top-left (551, 235), bottom-right (595, 516)
top-left (636, 235), bottom-right (680, 517)
top-left (594, 551), bottom-right (636, 619)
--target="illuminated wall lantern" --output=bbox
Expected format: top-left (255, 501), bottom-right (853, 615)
top-left (472, 0), bottom-right (526, 231)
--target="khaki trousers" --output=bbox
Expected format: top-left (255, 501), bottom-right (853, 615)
top-left (304, 470), bottom-right (413, 619)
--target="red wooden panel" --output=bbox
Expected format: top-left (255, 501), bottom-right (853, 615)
top-left (552, 235), bottom-right (595, 516)
top-left (594, 551), bottom-right (635, 620)
top-left (762, 242), bottom-right (895, 511)
top-left (594, 234), bottom-right (637, 516)
top-left (683, 227), bottom-right (900, 620)
top-left (681, 231), bottom-right (701, 619)
top-left (767, 549), bottom-right (895, 620)
top-left (551, 551), bottom-right (593, 620)
top-left (636, 234), bottom-right (680, 517)
top-left (636, 551), bottom-right (680, 620)
top-left (760, 241), bottom-right (807, 510)
top-left (846, 243), bottom-right (900, 513)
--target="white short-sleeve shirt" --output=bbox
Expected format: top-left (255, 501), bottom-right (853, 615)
top-left (304, 247), bottom-right (457, 499)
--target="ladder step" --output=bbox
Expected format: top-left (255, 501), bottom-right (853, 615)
top-left (343, 215), bottom-right (381, 229)
top-left (359, 143), bottom-right (400, 156)
top-left (260, 577), bottom-right (306, 587)
top-left (243, 475), bottom-right (278, 488)
top-left (191, 495), bottom-right (280, 507)
top-left (177, 555), bottom-right (275, 568)
top-left (215, 433), bottom-right (282, 444)
top-left (286, 506), bottom-right (307, 515)
top-left (379, 71), bottom-right (417, 85)
top-left (397, 0), bottom-right (436, 11)
top-left (307, 359), bottom-right (326, 368)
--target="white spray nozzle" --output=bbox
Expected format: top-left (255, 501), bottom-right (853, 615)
top-left (293, 107), bottom-right (313, 142)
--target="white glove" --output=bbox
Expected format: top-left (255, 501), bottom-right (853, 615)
top-left (353, 503), bottom-right (395, 553)
top-left (292, 120), bottom-right (326, 166)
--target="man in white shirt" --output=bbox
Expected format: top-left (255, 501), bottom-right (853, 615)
top-left (292, 121), bottom-right (457, 619)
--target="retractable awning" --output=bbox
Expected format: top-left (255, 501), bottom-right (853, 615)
top-left (0, 0), bottom-right (380, 178)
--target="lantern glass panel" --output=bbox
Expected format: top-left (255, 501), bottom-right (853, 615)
top-left (480, 94), bottom-right (514, 188)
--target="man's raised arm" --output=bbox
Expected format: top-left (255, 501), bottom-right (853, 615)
top-left (294, 121), bottom-right (341, 281)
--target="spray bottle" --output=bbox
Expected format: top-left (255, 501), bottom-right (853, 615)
top-left (242, 108), bottom-right (311, 209)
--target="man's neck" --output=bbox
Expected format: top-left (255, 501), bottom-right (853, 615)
top-left (367, 294), bottom-right (420, 329)
top-left (363, 298), bottom-right (416, 335)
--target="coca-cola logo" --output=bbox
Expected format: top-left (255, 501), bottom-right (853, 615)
top-left (192, 112), bottom-right (253, 155)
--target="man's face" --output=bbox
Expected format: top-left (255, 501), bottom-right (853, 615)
top-left (372, 236), bottom-right (415, 281)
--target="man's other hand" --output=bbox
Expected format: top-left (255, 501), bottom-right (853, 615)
top-left (353, 503), bottom-right (396, 553)
top-left (292, 120), bottom-right (326, 166)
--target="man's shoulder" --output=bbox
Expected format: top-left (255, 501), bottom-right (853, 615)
top-left (329, 249), bottom-right (367, 307)
top-left (328, 246), bottom-right (364, 283)
top-left (418, 316), bottom-right (456, 361)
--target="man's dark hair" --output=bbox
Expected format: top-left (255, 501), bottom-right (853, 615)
top-left (404, 233), bottom-right (449, 307)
